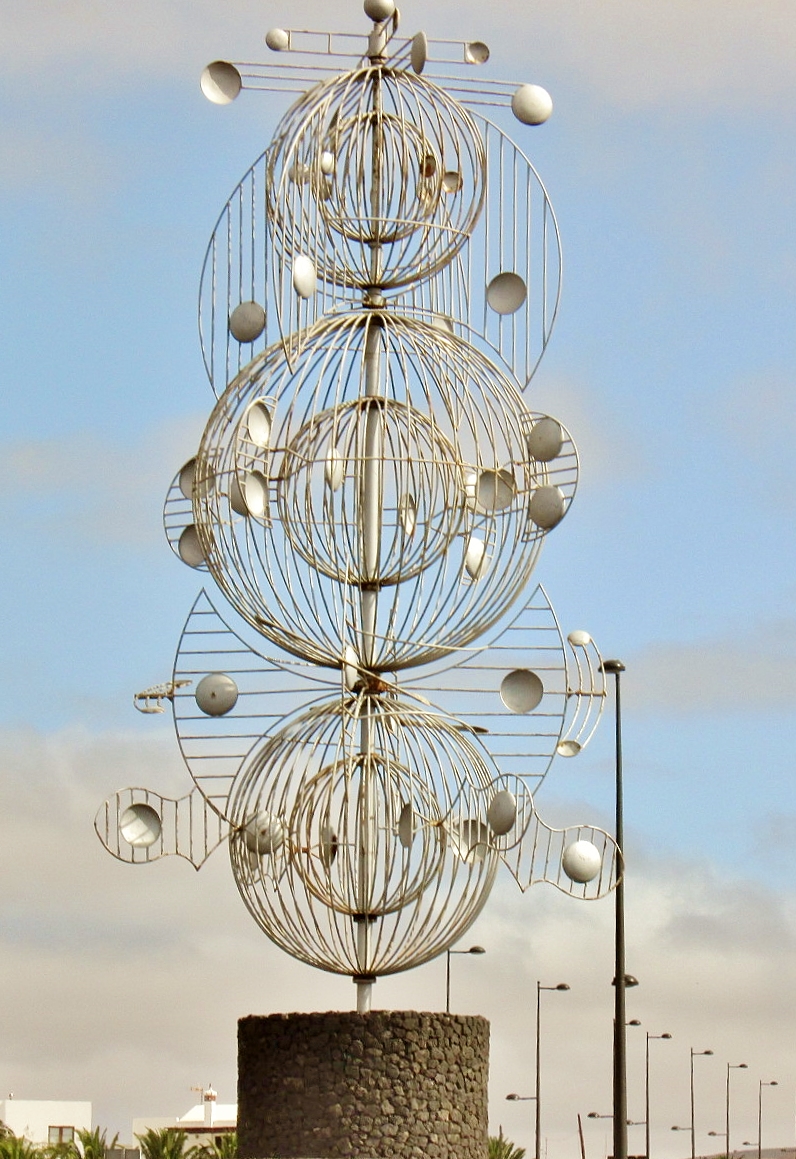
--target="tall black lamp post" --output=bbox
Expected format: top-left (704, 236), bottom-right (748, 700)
top-left (536, 981), bottom-right (570, 1159)
top-left (646, 1032), bottom-right (672, 1159)
top-left (445, 945), bottom-right (485, 1013)
top-left (601, 658), bottom-right (631, 1159)
top-left (757, 1080), bottom-right (778, 1159)
top-left (726, 1063), bottom-right (747, 1159)
top-left (691, 1048), bottom-right (714, 1159)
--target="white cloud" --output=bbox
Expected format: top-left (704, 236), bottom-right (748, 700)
top-left (529, 374), bottom-right (645, 489)
top-left (1, 0), bottom-right (795, 110)
top-left (0, 414), bottom-right (206, 551)
top-left (507, 0), bottom-right (796, 109)
top-left (625, 619), bottom-right (796, 712)
top-left (2, 724), bottom-right (796, 1154)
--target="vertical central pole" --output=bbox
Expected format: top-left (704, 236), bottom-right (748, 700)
top-left (354, 57), bottom-right (386, 1016)
top-left (726, 1066), bottom-right (731, 1159)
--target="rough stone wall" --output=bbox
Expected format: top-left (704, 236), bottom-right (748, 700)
top-left (238, 1010), bottom-right (489, 1159)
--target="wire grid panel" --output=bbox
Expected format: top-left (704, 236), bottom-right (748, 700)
top-left (163, 460), bottom-right (208, 571)
top-left (504, 812), bottom-right (621, 900)
top-left (198, 151), bottom-right (274, 399)
top-left (94, 786), bottom-right (228, 869)
top-left (469, 772), bottom-right (620, 899)
top-left (556, 632), bottom-right (608, 757)
top-left (197, 96), bottom-right (560, 396)
top-left (226, 692), bottom-right (506, 976)
top-left (401, 586), bottom-right (569, 791)
top-left (172, 590), bottom-right (346, 815)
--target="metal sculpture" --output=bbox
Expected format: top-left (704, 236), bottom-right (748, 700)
top-left (97, 0), bottom-right (621, 1013)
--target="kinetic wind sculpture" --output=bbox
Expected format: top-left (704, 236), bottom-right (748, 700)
top-left (97, 0), bottom-right (621, 1014)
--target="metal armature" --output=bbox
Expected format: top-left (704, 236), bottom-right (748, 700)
top-left (98, 0), bottom-right (619, 1013)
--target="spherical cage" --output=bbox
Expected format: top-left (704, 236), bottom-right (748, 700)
top-left (227, 694), bottom-right (501, 977)
top-left (192, 312), bottom-right (560, 672)
top-left (267, 65), bottom-right (486, 291)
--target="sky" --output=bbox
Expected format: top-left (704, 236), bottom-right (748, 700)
top-left (0, 0), bottom-right (795, 1155)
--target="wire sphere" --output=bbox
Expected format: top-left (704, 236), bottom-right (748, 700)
top-left (227, 693), bottom-right (502, 976)
top-left (193, 311), bottom-right (576, 671)
top-left (278, 396), bottom-right (464, 585)
top-left (268, 64), bottom-right (486, 291)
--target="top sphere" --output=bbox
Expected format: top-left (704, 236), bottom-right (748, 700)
top-left (511, 84), bottom-right (553, 126)
top-left (364, 0), bottom-right (395, 20)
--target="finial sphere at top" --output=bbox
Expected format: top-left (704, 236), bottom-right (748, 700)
top-left (364, 0), bottom-right (395, 20)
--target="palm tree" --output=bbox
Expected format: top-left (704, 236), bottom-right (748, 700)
top-left (187, 1135), bottom-right (237, 1159)
top-left (136, 1130), bottom-right (187, 1159)
top-left (488, 1128), bottom-right (526, 1159)
top-left (0, 1137), bottom-right (44, 1159)
top-left (75, 1128), bottom-right (119, 1159)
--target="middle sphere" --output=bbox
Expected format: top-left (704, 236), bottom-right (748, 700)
top-left (193, 312), bottom-right (559, 672)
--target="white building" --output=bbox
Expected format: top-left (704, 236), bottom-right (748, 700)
top-left (0, 1100), bottom-right (92, 1146)
top-left (132, 1088), bottom-right (235, 1149)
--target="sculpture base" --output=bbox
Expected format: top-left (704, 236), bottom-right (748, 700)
top-left (238, 1010), bottom-right (489, 1159)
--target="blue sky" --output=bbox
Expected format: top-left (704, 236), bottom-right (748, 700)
top-left (0, 0), bottom-right (795, 1154)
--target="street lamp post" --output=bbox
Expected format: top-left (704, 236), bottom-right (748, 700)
top-left (691, 1049), bottom-right (714, 1159)
top-left (536, 981), bottom-right (570, 1159)
top-left (646, 1032), bottom-right (672, 1159)
top-left (601, 658), bottom-right (629, 1159)
top-left (758, 1080), bottom-right (778, 1159)
top-left (445, 945), bottom-right (486, 1014)
top-left (726, 1064), bottom-right (747, 1159)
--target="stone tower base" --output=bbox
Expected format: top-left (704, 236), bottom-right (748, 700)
top-left (238, 1011), bottom-right (490, 1159)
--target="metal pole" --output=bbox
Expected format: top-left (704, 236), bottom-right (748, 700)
top-left (726, 1065), bottom-right (747, 1159)
top-left (691, 1051), bottom-right (696, 1159)
top-left (726, 1066), bottom-right (731, 1159)
top-left (646, 1035), bottom-right (651, 1159)
top-left (603, 660), bottom-right (627, 1159)
top-left (690, 1050), bottom-right (714, 1159)
top-left (756, 1081), bottom-right (777, 1159)
top-left (536, 981), bottom-right (542, 1159)
top-left (446, 950), bottom-right (451, 1014)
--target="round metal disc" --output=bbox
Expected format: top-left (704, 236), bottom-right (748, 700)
top-left (527, 417), bottom-right (563, 462)
top-left (487, 790), bottom-right (517, 836)
top-left (200, 61), bottom-right (242, 105)
top-left (500, 669), bottom-right (544, 713)
top-left (411, 31), bottom-right (428, 75)
top-left (486, 272), bottom-right (527, 315)
top-left (195, 672), bottom-right (239, 716)
top-left (120, 803), bottom-right (162, 848)
top-left (562, 840), bottom-right (602, 883)
top-left (178, 524), bottom-right (205, 568)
